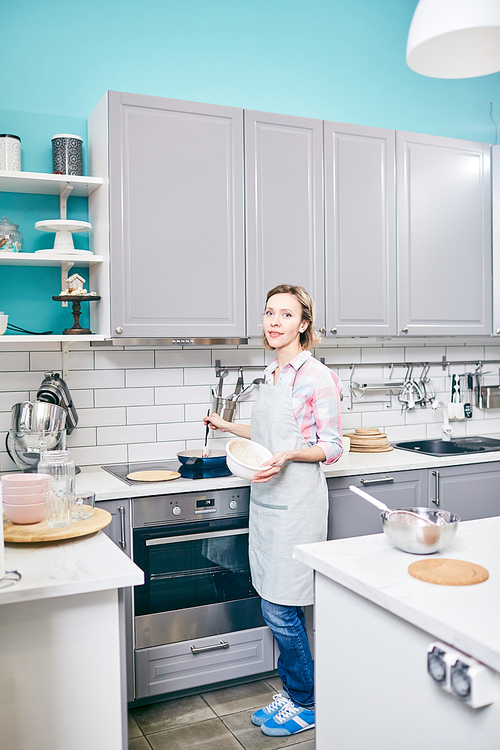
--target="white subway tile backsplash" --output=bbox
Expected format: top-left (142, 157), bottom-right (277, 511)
top-left (0, 391), bottom-right (29, 410)
top-left (0, 351), bottom-right (29, 371)
top-left (155, 385), bottom-right (211, 405)
top-left (29, 351), bottom-right (63, 371)
top-left (95, 350), bottom-right (155, 370)
top-left (155, 349), bottom-right (212, 368)
top-left (69, 369), bottom-right (125, 389)
top-left (183, 367), bottom-right (218, 386)
top-left (78, 407), bottom-right (126, 427)
top-left (71, 390), bottom-right (95, 409)
top-left (0, 411), bottom-right (12, 431)
top-left (157, 421), bottom-right (208, 442)
top-left (97, 424), bottom-right (156, 446)
top-left (212, 349), bottom-right (266, 367)
top-left (2, 371), bottom-right (47, 391)
top-left (67, 427), bottom-right (97, 447)
top-left (385, 424), bottom-right (427, 442)
top-left (95, 387), bottom-right (154, 408)
top-left (128, 440), bottom-right (185, 462)
top-left (71, 444), bottom-right (127, 466)
top-left (126, 368), bottom-right (183, 388)
top-left (127, 404), bottom-right (184, 425)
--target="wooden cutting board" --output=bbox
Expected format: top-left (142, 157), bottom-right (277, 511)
top-left (3, 507), bottom-right (112, 543)
top-left (408, 558), bottom-right (489, 586)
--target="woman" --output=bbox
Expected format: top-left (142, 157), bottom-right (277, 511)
top-left (205, 284), bottom-right (343, 738)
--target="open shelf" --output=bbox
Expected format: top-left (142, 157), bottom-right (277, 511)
top-left (0, 334), bottom-right (109, 343)
top-left (0, 171), bottom-right (103, 197)
top-left (0, 253), bottom-right (104, 267)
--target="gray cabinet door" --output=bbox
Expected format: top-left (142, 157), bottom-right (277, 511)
top-left (324, 122), bottom-right (396, 337)
top-left (245, 110), bottom-right (324, 337)
top-left (327, 470), bottom-right (425, 540)
top-left (397, 131), bottom-right (491, 336)
top-left (99, 498), bottom-right (132, 556)
top-left (107, 91), bottom-right (245, 338)
top-left (427, 463), bottom-right (500, 520)
top-left (492, 145), bottom-right (500, 336)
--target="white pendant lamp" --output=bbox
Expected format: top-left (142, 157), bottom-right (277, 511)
top-left (407, 0), bottom-right (500, 78)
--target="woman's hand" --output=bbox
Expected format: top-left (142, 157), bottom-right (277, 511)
top-left (204, 413), bottom-right (233, 433)
top-left (252, 451), bottom-right (290, 483)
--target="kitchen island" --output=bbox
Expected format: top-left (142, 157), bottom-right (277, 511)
top-left (0, 530), bottom-right (143, 750)
top-left (295, 516), bottom-right (500, 750)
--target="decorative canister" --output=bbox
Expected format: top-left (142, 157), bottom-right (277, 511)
top-left (51, 134), bottom-right (83, 176)
top-left (0, 134), bottom-right (21, 171)
top-left (0, 216), bottom-right (23, 253)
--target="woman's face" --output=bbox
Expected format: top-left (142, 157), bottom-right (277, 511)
top-left (263, 293), bottom-right (308, 350)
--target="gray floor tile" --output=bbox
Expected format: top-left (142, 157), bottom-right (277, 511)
top-left (265, 676), bottom-right (283, 694)
top-left (128, 713), bottom-right (142, 739)
top-left (130, 694), bottom-right (216, 734)
top-left (202, 679), bottom-right (277, 716)
top-left (129, 737), bottom-right (152, 750)
top-left (146, 717), bottom-right (243, 750)
top-left (222, 709), bottom-right (315, 750)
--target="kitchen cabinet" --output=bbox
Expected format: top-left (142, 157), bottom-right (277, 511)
top-left (89, 91), bottom-right (245, 340)
top-left (324, 122), bottom-right (397, 336)
top-left (427, 462), bottom-right (500, 520)
top-left (100, 498), bottom-right (132, 555)
top-left (492, 144), bottom-right (500, 335)
top-left (397, 131), bottom-right (491, 336)
top-left (0, 170), bottom-right (105, 341)
top-left (327, 470), bottom-right (426, 540)
top-left (244, 110), bottom-right (324, 336)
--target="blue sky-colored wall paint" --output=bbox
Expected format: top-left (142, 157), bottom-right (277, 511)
top-left (1, 0), bottom-right (500, 334)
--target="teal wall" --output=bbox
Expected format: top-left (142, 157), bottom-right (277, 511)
top-left (1, 0), bottom-right (500, 334)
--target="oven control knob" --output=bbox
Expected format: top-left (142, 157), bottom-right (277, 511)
top-left (229, 500), bottom-right (238, 510)
top-left (172, 506), bottom-right (181, 516)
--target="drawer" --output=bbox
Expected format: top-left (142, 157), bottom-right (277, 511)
top-left (135, 625), bottom-right (274, 698)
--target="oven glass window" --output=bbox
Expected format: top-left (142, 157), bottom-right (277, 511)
top-left (134, 523), bottom-right (258, 616)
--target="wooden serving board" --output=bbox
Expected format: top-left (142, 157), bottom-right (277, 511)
top-left (350, 446), bottom-right (393, 453)
top-left (126, 470), bottom-right (180, 482)
top-left (3, 507), bottom-right (112, 543)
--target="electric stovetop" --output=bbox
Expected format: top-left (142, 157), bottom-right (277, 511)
top-left (102, 459), bottom-right (232, 485)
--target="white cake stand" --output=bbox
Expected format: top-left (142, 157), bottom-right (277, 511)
top-left (34, 219), bottom-right (93, 257)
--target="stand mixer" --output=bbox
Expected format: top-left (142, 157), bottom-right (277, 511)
top-left (5, 372), bottom-right (79, 472)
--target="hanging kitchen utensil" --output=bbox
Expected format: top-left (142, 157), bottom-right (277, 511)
top-left (464, 373), bottom-right (473, 418)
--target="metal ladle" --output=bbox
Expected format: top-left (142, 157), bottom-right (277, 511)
top-left (227, 377), bottom-right (265, 402)
top-left (349, 485), bottom-right (439, 526)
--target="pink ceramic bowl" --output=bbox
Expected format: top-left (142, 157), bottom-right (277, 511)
top-left (2, 501), bottom-right (46, 524)
top-left (1, 491), bottom-right (46, 505)
top-left (1, 473), bottom-right (52, 490)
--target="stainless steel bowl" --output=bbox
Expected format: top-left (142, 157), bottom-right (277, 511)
top-left (11, 401), bottom-right (67, 433)
top-left (211, 396), bottom-right (237, 422)
top-left (380, 507), bottom-right (460, 554)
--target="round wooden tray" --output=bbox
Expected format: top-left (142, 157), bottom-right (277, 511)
top-left (3, 507), bottom-right (112, 543)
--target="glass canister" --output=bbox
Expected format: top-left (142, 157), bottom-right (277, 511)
top-left (38, 449), bottom-right (76, 522)
top-left (0, 216), bottom-right (23, 253)
top-left (0, 134), bottom-right (21, 171)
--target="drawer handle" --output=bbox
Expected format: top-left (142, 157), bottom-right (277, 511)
top-left (191, 640), bottom-right (230, 655)
top-left (360, 476), bottom-right (394, 487)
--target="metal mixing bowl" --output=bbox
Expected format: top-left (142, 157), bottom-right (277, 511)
top-left (11, 401), bottom-right (67, 433)
top-left (380, 507), bottom-right (460, 554)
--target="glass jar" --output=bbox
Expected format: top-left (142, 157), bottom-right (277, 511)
top-left (38, 449), bottom-right (76, 519)
top-left (0, 216), bottom-right (23, 253)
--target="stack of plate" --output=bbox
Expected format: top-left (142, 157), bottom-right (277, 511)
top-left (343, 428), bottom-right (393, 453)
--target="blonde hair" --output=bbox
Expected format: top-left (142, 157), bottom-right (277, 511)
top-left (262, 284), bottom-right (322, 351)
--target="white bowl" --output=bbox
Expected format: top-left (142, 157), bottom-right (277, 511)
top-left (2, 501), bottom-right (46, 524)
top-left (0, 314), bottom-right (7, 335)
top-left (226, 438), bottom-right (273, 480)
top-left (1, 473), bottom-right (52, 490)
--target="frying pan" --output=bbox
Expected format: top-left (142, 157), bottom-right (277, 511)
top-left (177, 448), bottom-right (227, 468)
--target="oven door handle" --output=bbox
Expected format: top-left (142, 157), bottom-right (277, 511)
top-left (145, 528), bottom-right (249, 546)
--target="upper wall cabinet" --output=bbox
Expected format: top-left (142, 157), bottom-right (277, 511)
top-left (89, 91), bottom-right (245, 339)
top-left (397, 131), bottom-right (491, 336)
top-left (245, 111), bottom-right (324, 336)
top-left (492, 145), bottom-right (500, 336)
top-left (324, 122), bottom-right (396, 337)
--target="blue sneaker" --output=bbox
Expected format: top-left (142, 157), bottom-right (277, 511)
top-left (261, 699), bottom-right (315, 736)
top-left (251, 691), bottom-right (290, 726)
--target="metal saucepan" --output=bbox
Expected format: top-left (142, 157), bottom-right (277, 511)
top-left (177, 449), bottom-right (227, 468)
top-left (348, 485), bottom-right (460, 554)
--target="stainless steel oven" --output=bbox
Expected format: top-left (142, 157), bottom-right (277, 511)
top-left (130, 487), bottom-right (274, 699)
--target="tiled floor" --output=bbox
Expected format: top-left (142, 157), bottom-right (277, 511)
top-left (128, 677), bottom-right (315, 750)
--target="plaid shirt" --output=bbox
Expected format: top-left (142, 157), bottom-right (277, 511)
top-left (263, 350), bottom-right (343, 464)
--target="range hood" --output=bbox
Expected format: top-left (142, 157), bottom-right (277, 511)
top-left (92, 337), bottom-right (248, 347)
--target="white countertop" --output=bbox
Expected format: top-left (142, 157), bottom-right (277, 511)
top-left (65, 444), bottom-right (500, 501)
top-left (0, 531), bottom-right (144, 606)
top-left (294, 516), bottom-right (500, 673)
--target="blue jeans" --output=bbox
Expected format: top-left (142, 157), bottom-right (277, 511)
top-left (261, 598), bottom-right (314, 709)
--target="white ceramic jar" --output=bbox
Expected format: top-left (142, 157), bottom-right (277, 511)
top-left (0, 134), bottom-right (21, 171)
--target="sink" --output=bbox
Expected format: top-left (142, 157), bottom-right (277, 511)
top-left (394, 436), bottom-right (500, 456)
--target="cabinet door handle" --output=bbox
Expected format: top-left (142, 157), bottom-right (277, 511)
top-left (401, 327), bottom-right (409, 334)
top-left (191, 640), bottom-right (230, 655)
top-left (360, 476), bottom-right (394, 486)
top-left (317, 327), bottom-right (326, 335)
top-left (431, 470), bottom-right (440, 507)
top-left (118, 505), bottom-right (126, 549)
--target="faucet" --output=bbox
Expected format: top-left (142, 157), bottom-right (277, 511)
top-left (431, 400), bottom-right (453, 441)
